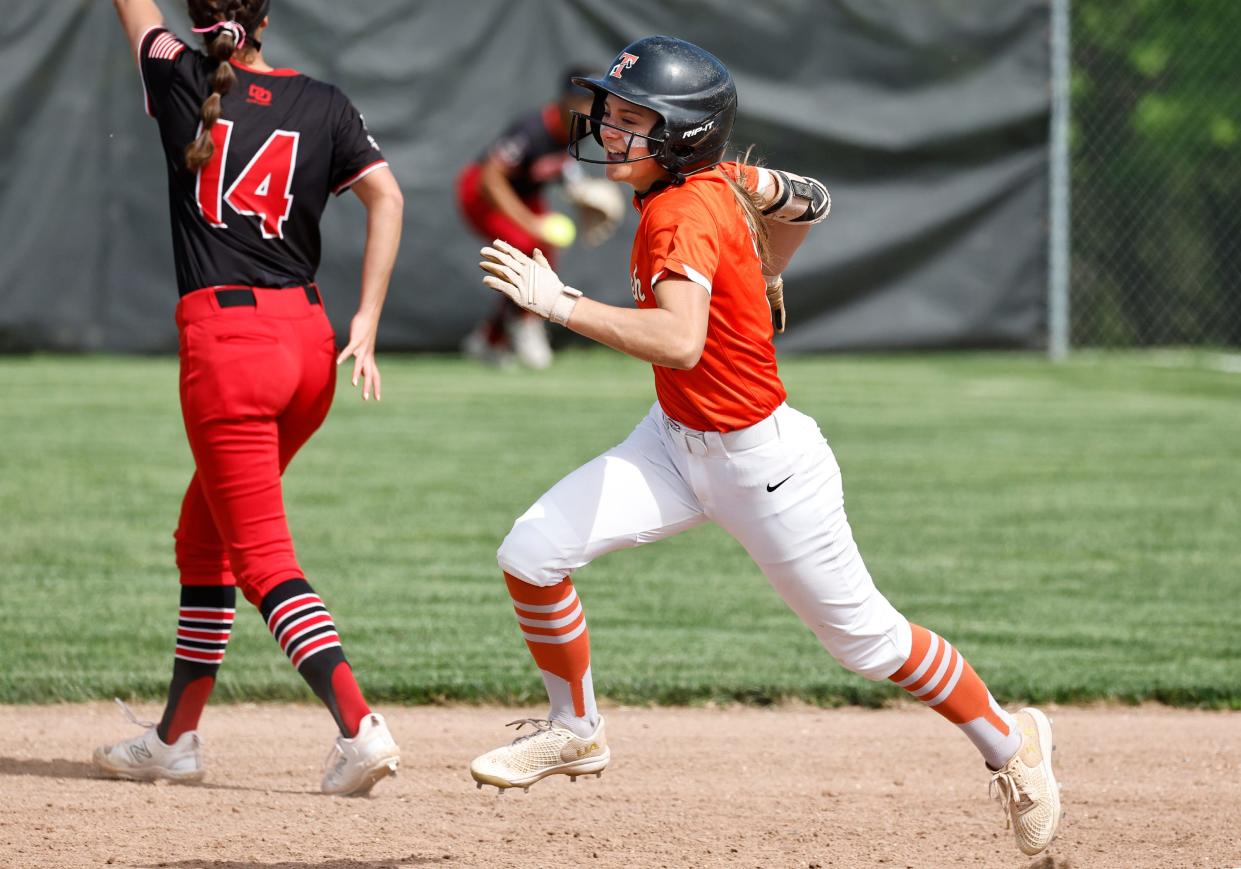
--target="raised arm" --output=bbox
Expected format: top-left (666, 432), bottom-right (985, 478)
top-left (336, 165), bottom-right (404, 401)
top-left (113, 0), bottom-right (165, 57)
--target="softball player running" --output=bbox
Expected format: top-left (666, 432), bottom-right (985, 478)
top-left (95, 0), bottom-right (403, 796)
top-left (470, 36), bottom-right (1061, 856)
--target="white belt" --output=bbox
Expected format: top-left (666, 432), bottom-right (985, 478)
top-left (662, 406), bottom-right (782, 457)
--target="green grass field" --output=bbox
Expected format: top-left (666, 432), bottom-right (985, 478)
top-left (1, 350), bottom-right (1238, 708)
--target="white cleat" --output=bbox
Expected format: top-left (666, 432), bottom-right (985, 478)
top-left (321, 712), bottom-right (401, 797)
top-left (92, 700), bottom-right (204, 783)
top-left (990, 707), bottom-right (1063, 856)
top-left (506, 315), bottom-right (553, 370)
top-left (470, 717), bottom-right (609, 792)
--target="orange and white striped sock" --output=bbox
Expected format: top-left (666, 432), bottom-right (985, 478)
top-left (505, 572), bottom-right (598, 737)
top-left (889, 624), bottom-right (1020, 768)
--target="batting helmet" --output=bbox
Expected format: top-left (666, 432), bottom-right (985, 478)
top-left (568, 36), bottom-right (737, 179)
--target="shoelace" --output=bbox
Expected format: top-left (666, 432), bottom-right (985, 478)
top-left (322, 742), bottom-right (346, 773)
top-left (322, 730), bottom-right (354, 771)
top-left (321, 717), bottom-right (387, 772)
top-left (504, 718), bottom-right (557, 745)
top-left (115, 697), bottom-right (155, 730)
top-left (989, 770), bottom-right (1035, 829)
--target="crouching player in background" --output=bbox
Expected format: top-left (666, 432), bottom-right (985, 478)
top-left (456, 68), bottom-right (624, 369)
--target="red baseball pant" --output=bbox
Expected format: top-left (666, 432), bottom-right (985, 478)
top-left (456, 162), bottom-right (556, 265)
top-left (173, 285), bottom-right (336, 606)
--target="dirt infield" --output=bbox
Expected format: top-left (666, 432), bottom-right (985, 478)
top-left (1, 703), bottom-right (1238, 869)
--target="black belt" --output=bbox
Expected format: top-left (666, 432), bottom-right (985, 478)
top-left (216, 284), bottom-right (321, 308)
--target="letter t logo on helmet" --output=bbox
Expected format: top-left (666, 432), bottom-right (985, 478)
top-left (609, 52), bottom-right (639, 78)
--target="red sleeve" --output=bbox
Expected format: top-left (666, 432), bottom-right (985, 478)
top-left (644, 195), bottom-right (719, 294)
top-left (137, 26), bottom-right (190, 119)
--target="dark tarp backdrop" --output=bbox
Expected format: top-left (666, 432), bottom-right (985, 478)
top-left (0, 0), bottom-right (1050, 353)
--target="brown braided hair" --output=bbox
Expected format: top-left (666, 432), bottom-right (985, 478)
top-left (184, 0), bottom-right (269, 171)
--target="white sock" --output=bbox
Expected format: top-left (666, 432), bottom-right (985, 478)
top-left (542, 666), bottom-right (599, 737)
top-left (965, 699), bottom-right (1022, 768)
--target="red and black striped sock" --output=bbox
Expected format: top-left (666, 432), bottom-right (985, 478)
top-left (259, 578), bottom-right (370, 737)
top-left (157, 585), bottom-right (235, 744)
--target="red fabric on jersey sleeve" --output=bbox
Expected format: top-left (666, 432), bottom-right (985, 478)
top-left (138, 26), bottom-right (190, 119)
top-left (328, 90), bottom-right (387, 195)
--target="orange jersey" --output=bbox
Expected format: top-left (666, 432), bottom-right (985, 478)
top-left (630, 162), bottom-right (786, 432)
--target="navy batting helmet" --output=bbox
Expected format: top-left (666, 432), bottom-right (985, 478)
top-left (568, 36), bottom-right (737, 179)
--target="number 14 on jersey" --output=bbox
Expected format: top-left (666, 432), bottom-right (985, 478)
top-left (195, 120), bottom-right (299, 240)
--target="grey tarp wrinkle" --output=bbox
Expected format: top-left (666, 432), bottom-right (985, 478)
top-left (0, 0), bottom-right (1049, 352)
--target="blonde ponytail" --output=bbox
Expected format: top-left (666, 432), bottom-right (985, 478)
top-left (722, 147), bottom-right (773, 269)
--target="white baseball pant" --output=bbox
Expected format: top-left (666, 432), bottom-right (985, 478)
top-left (497, 402), bottom-right (913, 681)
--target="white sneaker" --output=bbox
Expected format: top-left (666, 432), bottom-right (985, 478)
top-left (321, 712), bottom-right (401, 796)
top-left (506, 315), bottom-right (553, 370)
top-left (92, 700), bottom-right (204, 783)
top-left (990, 707), bottom-right (1062, 855)
top-left (461, 325), bottom-right (514, 368)
top-left (470, 717), bottom-right (609, 792)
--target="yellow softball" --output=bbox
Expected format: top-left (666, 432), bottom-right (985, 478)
top-left (541, 213), bottom-right (577, 248)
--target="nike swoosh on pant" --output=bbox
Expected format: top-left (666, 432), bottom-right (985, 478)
top-left (766, 475), bottom-right (793, 492)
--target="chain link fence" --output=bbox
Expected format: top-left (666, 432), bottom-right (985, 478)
top-left (1070, 0), bottom-right (1241, 347)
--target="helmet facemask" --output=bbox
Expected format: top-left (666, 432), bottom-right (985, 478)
top-left (570, 110), bottom-right (670, 167)
top-left (567, 93), bottom-right (667, 168)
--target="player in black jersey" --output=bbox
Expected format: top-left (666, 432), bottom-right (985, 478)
top-left (457, 70), bottom-right (624, 368)
top-left (95, 0), bottom-right (405, 797)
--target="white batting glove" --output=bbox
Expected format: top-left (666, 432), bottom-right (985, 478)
top-left (765, 274), bottom-right (787, 333)
top-left (480, 240), bottom-right (583, 325)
